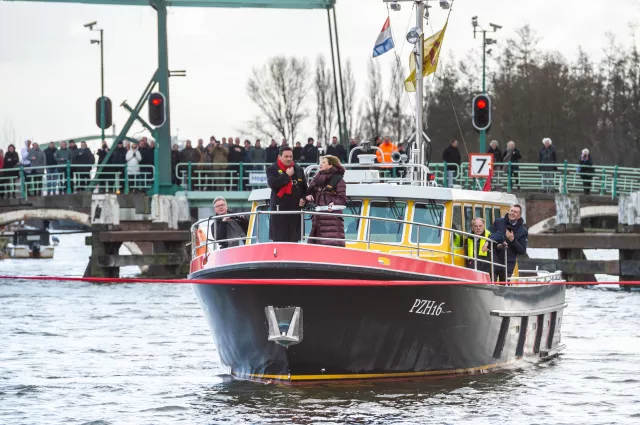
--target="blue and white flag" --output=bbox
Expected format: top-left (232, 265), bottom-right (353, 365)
top-left (372, 17), bottom-right (395, 58)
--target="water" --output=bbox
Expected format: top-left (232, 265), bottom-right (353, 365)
top-left (1, 233), bottom-right (639, 424)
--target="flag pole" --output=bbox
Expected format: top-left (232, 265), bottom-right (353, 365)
top-left (414, 0), bottom-right (425, 177)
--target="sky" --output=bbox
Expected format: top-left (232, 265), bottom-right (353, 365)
top-left (1, 0), bottom-right (639, 150)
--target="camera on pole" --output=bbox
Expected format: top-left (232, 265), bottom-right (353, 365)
top-left (95, 96), bottom-right (112, 129)
top-left (148, 92), bottom-right (166, 127)
top-left (472, 94), bottom-right (491, 131)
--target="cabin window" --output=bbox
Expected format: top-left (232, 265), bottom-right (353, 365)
top-left (494, 207), bottom-right (502, 223)
top-left (464, 206), bottom-right (473, 233)
top-left (410, 203), bottom-right (445, 244)
top-left (452, 205), bottom-right (462, 232)
top-left (254, 204), bottom-right (270, 243)
top-left (475, 206), bottom-right (483, 220)
top-left (344, 200), bottom-right (363, 241)
top-left (485, 207), bottom-right (493, 225)
top-left (368, 201), bottom-right (407, 243)
top-left (253, 204), bottom-right (310, 243)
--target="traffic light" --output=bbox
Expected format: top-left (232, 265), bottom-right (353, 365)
top-left (472, 94), bottom-right (491, 131)
top-left (148, 92), bottom-right (166, 127)
top-left (95, 96), bottom-right (112, 129)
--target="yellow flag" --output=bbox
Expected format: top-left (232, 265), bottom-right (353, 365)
top-left (404, 21), bottom-right (448, 92)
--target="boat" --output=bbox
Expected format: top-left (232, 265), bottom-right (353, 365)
top-left (188, 156), bottom-right (566, 383)
top-left (187, 0), bottom-right (565, 383)
top-left (2, 228), bottom-right (55, 259)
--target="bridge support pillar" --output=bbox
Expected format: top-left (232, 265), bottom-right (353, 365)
top-left (85, 224), bottom-right (122, 278)
top-left (85, 194), bottom-right (192, 279)
top-left (618, 192), bottom-right (640, 290)
top-left (148, 194), bottom-right (192, 276)
top-left (91, 194), bottom-right (120, 225)
top-left (555, 194), bottom-right (592, 282)
top-left (555, 194), bottom-right (581, 232)
top-left (151, 194), bottom-right (190, 230)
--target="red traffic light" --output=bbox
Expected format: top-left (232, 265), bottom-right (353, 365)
top-left (148, 92), bottom-right (166, 127)
top-left (472, 94), bottom-right (491, 131)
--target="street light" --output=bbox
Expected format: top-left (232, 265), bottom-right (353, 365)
top-left (85, 21), bottom-right (107, 142)
top-left (406, 27), bottom-right (422, 45)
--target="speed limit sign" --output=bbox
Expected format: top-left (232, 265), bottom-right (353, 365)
top-left (469, 154), bottom-right (493, 178)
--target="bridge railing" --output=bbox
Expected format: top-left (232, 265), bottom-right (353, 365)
top-left (2, 160), bottom-right (639, 198)
top-left (174, 162), bottom-right (456, 192)
top-left (0, 163), bottom-right (155, 198)
top-left (174, 162), bottom-right (317, 192)
top-left (450, 161), bottom-right (640, 196)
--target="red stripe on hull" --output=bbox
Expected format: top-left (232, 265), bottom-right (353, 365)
top-left (190, 243), bottom-right (489, 282)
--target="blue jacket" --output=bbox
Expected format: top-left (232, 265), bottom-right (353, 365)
top-left (489, 214), bottom-right (528, 275)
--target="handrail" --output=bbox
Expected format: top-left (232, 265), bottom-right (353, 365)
top-left (0, 163), bottom-right (155, 198)
top-left (193, 209), bottom-right (512, 280)
top-left (3, 160), bottom-right (640, 198)
top-left (348, 146), bottom-right (384, 164)
top-left (304, 162), bottom-right (432, 186)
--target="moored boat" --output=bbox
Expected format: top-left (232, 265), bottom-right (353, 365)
top-left (2, 229), bottom-right (55, 259)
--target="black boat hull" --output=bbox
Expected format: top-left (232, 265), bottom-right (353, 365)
top-left (191, 280), bottom-right (566, 383)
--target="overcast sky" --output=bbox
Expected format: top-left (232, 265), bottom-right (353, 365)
top-left (1, 0), bottom-right (639, 150)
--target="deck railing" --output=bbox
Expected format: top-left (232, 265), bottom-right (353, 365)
top-left (192, 210), bottom-right (561, 284)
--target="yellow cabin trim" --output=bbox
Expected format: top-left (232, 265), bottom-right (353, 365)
top-left (246, 197), bottom-right (519, 277)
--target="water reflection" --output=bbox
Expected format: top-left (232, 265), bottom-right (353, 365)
top-left (194, 371), bottom-right (521, 424)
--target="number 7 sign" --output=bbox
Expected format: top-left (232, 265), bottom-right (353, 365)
top-left (469, 154), bottom-right (493, 178)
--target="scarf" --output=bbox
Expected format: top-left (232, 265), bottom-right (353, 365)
top-left (276, 158), bottom-right (294, 198)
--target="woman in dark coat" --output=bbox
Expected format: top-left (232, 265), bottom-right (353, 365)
top-left (579, 148), bottom-right (594, 195)
top-left (2, 145), bottom-right (20, 199)
top-left (305, 155), bottom-right (347, 247)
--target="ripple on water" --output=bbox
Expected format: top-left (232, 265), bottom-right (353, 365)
top-left (1, 250), bottom-right (639, 424)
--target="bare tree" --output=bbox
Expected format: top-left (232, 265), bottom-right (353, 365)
top-left (342, 59), bottom-right (357, 139)
top-left (1, 120), bottom-right (17, 151)
top-left (384, 58), bottom-right (411, 144)
top-left (247, 56), bottom-right (309, 142)
top-left (314, 54), bottom-right (336, 144)
top-left (358, 59), bottom-right (386, 143)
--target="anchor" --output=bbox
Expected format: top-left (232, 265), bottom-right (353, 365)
top-left (265, 306), bottom-right (303, 347)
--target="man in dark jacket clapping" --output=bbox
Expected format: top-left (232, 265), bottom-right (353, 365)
top-left (486, 204), bottom-right (528, 282)
top-left (266, 146), bottom-right (308, 242)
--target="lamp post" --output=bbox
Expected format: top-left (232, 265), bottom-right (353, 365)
top-left (471, 17), bottom-right (501, 153)
top-left (85, 21), bottom-right (105, 143)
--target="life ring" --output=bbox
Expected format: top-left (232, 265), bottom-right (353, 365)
top-left (195, 227), bottom-right (207, 257)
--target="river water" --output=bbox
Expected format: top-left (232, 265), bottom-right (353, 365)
top-left (1, 233), bottom-right (639, 424)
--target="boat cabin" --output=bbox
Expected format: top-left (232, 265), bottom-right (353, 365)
top-left (245, 182), bottom-right (517, 270)
top-left (193, 163), bottom-right (523, 278)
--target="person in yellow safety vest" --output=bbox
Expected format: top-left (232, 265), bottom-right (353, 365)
top-left (451, 223), bottom-right (463, 248)
top-left (375, 137), bottom-right (398, 165)
top-left (465, 217), bottom-right (493, 274)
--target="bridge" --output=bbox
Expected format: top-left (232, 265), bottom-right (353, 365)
top-left (1, 159), bottom-right (639, 206)
top-left (1, 161), bottom-right (639, 282)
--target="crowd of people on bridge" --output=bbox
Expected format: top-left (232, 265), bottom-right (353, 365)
top-left (1, 132), bottom-right (597, 198)
top-left (442, 137), bottom-right (595, 194)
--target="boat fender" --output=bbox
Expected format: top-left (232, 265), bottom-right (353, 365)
top-left (195, 228), bottom-right (207, 257)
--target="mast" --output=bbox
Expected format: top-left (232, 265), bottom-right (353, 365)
top-left (413, 0), bottom-right (425, 176)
